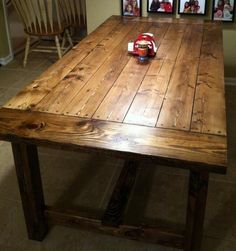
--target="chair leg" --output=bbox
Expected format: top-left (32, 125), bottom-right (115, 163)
top-left (61, 33), bottom-right (66, 48)
top-left (65, 29), bottom-right (73, 48)
top-left (55, 35), bottom-right (62, 59)
top-left (23, 35), bottom-right (31, 67)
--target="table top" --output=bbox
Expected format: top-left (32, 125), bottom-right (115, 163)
top-left (0, 16), bottom-right (227, 173)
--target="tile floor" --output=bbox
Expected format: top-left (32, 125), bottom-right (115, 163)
top-left (0, 52), bottom-right (236, 251)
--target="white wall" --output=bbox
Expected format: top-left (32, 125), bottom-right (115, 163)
top-left (86, 0), bottom-right (149, 33)
top-left (86, 0), bottom-right (121, 33)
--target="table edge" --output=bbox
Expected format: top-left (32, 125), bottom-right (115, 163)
top-left (0, 108), bottom-right (227, 174)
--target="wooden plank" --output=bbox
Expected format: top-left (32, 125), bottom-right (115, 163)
top-left (62, 22), bottom-right (152, 117)
top-left (156, 59), bottom-right (198, 131)
top-left (184, 171), bottom-right (209, 251)
top-left (93, 57), bottom-right (149, 122)
top-left (62, 23), bottom-right (169, 118)
top-left (120, 16), bottom-right (210, 25)
top-left (156, 24), bottom-right (186, 60)
top-left (148, 23), bottom-right (170, 46)
top-left (3, 17), bottom-right (121, 110)
top-left (191, 25), bottom-right (226, 136)
top-left (124, 59), bottom-right (175, 127)
top-left (156, 23), bottom-right (204, 131)
top-left (146, 59), bottom-right (164, 76)
top-left (191, 87), bottom-right (226, 136)
top-left (45, 206), bottom-right (184, 249)
top-left (11, 143), bottom-right (47, 240)
top-left (177, 24), bottom-right (203, 61)
top-left (35, 22), bottom-right (136, 114)
top-left (102, 161), bottom-right (139, 227)
top-left (0, 108), bottom-right (227, 173)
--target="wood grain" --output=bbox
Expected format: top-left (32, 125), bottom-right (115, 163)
top-left (191, 25), bottom-right (226, 136)
top-left (2, 19), bottom-right (226, 136)
top-left (93, 57), bottom-right (149, 122)
top-left (11, 143), bottom-right (47, 240)
top-left (3, 16), bottom-right (121, 110)
top-left (157, 24), bottom-right (186, 60)
top-left (62, 22), bottom-right (151, 117)
top-left (102, 161), bottom-right (139, 227)
top-left (157, 59), bottom-right (198, 130)
top-left (156, 24), bottom-right (203, 131)
top-left (124, 59), bottom-right (175, 126)
top-left (184, 171), bottom-right (209, 251)
top-left (177, 24), bottom-right (203, 61)
top-left (0, 17), bottom-right (227, 251)
top-left (45, 206), bottom-right (184, 249)
top-left (35, 22), bottom-right (136, 114)
top-left (120, 16), bottom-right (211, 25)
top-left (0, 108), bottom-right (227, 173)
top-left (147, 23), bottom-right (170, 46)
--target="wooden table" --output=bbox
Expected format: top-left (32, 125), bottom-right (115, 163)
top-left (0, 16), bottom-right (227, 251)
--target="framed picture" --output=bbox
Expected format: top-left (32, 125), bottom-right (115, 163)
top-left (147, 0), bottom-right (174, 13)
top-left (212, 0), bottom-right (235, 22)
top-left (178, 0), bottom-right (207, 15)
top-left (121, 0), bottom-right (142, 17)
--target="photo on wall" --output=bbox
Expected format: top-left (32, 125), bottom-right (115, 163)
top-left (178, 0), bottom-right (206, 15)
top-left (147, 0), bottom-right (174, 13)
top-left (122, 0), bottom-right (142, 17)
top-left (213, 0), bottom-right (235, 22)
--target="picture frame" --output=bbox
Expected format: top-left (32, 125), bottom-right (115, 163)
top-left (178, 0), bottom-right (207, 15)
top-left (147, 0), bottom-right (175, 14)
top-left (121, 0), bottom-right (142, 17)
top-left (212, 0), bottom-right (235, 22)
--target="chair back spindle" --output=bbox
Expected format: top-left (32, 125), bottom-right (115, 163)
top-left (12, 0), bottom-right (65, 35)
top-left (59, 0), bottom-right (86, 27)
top-left (11, 0), bottom-right (82, 67)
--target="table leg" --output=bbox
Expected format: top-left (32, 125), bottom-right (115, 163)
top-left (11, 143), bottom-right (48, 241)
top-left (184, 170), bottom-right (209, 251)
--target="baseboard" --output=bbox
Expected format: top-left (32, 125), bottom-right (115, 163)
top-left (0, 53), bottom-right (14, 66)
top-left (225, 77), bottom-right (236, 86)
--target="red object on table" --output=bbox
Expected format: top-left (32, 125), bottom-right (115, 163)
top-left (129, 33), bottom-right (157, 57)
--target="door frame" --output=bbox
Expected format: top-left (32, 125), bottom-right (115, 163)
top-left (0, 0), bottom-right (13, 65)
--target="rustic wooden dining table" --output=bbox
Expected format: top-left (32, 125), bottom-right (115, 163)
top-left (0, 16), bottom-right (227, 251)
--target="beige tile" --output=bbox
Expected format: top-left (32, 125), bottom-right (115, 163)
top-left (0, 87), bottom-right (21, 107)
top-left (0, 87), bottom-right (7, 101)
top-left (5, 52), bottom-right (56, 72)
top-left (0, 68), bottom-right (37, 89)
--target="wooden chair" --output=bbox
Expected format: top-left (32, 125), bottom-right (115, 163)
top-left (59, 0), bottom-right (86, 28)
top-left (59, 0), bottom-right (86, 46)
top-left (12, 0), bottom-right (73, 67)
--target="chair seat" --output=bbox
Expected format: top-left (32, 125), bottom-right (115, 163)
top-left (25, 22), bottom-right (69, 36)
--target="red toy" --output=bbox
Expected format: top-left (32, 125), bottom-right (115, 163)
top-left (128, 33), bottom-right (157, 57)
